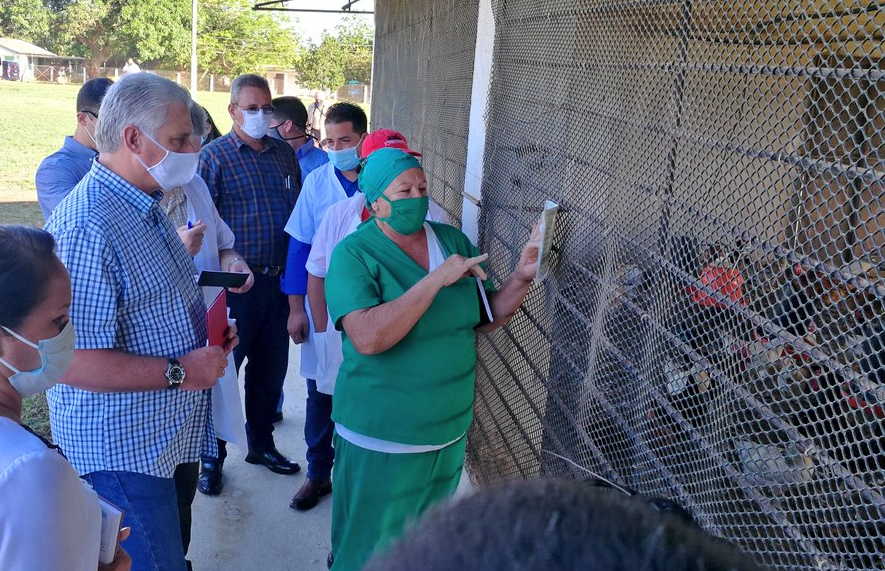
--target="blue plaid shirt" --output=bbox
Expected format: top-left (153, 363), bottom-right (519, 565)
top-left (45, 161), bottom-right (211, 478)
top-left (199, 132), bottom-right (301, 268)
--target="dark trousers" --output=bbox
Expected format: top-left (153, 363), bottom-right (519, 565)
top-left (204, 273), bottom-right (290, 460)
top-left (305, 378), bottom-right (335, 481)
top-left (173, 462), bottom-right (199, 557)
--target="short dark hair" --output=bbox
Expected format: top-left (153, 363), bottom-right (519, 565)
top-left (271, 96), bottom-right (309, 130)
top-left (0, 226), bottom-right (59, 330)
top-left (76, 77), bottom-right (113, 114)
top-left (364, 479), bottom-right (764, 571)
top-left (325, 102), bottom-right (367, 134)
top-left (230, 74), bottom-right (271, 103)
top-left (200, 105), bottom-right (223, 145)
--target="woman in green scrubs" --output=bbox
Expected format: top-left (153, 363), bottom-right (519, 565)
top-left (325, 148), bottom-right (539, 570)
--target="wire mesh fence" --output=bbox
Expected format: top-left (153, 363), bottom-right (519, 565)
top-left (374, 1), bottom-right (884, 569)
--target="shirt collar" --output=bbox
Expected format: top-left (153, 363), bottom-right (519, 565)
top-left (62, 135), bottom-right (97, 158)
top-left (295, 140), bottom-right (321, 159)
top-left (91, 160), bottom-right (162, 219)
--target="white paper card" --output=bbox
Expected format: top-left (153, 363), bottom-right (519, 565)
top-left (97, 496), bottom-right (123, 565)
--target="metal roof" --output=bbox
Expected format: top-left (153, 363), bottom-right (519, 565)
top-left (0, 38), bottom-right (58, 57)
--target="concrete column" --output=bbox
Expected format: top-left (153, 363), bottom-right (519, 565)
top-left (460, 0), bottom-right (495, 244)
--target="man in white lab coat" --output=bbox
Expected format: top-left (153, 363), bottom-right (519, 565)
top-left (281, 102), bottom-right (367, 511)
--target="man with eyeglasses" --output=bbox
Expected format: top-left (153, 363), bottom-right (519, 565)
top-left (197, 73), bottom-right (302, 496)
top-left (35, 77), bottom-right (113, 220)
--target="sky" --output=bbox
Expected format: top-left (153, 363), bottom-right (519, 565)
top-left (280, 0), bottom-right (375, 45)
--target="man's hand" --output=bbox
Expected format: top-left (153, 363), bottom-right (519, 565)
top-left (179, 346), bottom-right (227, 390)
top-left (222, 322), bottom-right (239, 356)
top-left (431, 254), bottom-right (489, 288)
top-left (98, 527), bottom-right (132, 571)
top-left (176, 221), bottom-right (206, 257)
top-left (287, 308), bottom-right (309, 344)
top-left (225, 257), bottom-right (254, 294)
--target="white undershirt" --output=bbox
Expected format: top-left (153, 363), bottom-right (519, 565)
top-left (0, 417), bottom-right (102, 571)
top-left (335, 223), bottom-right (467, 454)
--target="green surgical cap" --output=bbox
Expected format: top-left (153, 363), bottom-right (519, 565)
top-left (358, 147), bottom-right (422, 204)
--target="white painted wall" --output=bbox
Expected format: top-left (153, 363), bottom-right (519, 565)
top-left (460, 0), bottom-right (495, 245)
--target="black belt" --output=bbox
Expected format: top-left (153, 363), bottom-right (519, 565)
top-left (249, 265), bottom-right (283, 277)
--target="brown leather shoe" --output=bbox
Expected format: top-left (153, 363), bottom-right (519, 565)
top-left (289, 478), bottom-right (332, 511)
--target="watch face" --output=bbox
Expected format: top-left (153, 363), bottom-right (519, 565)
top-left (169, 365), bottom-right (185, 383)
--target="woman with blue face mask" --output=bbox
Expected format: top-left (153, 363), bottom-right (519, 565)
top-left (0, 226), bottom-right (131, 571)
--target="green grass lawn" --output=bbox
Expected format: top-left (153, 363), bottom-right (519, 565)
top-left (0, 81), bottom-right (234, 437)
top-left (0, 81), bottom-right (234, 227)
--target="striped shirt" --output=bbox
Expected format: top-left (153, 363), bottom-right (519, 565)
top-left (198, 132), bottom-right (301, 268)
top-left (45, 161), bottom-right (211, 478)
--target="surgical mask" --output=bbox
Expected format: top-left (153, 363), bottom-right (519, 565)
top-left (135, 130), bottom-right (199, 191)
top-left (327, 145), bottom-right (361, 171)
top-left (241, 109), bottom-right (270, 139)
top-left (379, 196), bottom-right (429, 235)
top-left (0, 321), bottom-right (75, 398)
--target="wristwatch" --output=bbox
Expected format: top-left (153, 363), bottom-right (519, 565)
top-left (165, 358), bottom-right (186, 389)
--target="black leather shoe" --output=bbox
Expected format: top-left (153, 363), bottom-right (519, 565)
top-left (245, 447), bottom-right (301, 475)
top-left (198, 459), bottom-right (223, 496)
top-left (289, 478), bottom-right (332, 511)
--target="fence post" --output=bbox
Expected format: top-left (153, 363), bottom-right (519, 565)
top-left (114, 68), bottom-right (119, 79)
top-left (209, 75), bottom-right (215, 92)
top-left (82, 67), bottom-right (87, 83)
top-left (460, 0), bottom-right (495, 245)
top-left (176, 72), bottom-right (181, 84)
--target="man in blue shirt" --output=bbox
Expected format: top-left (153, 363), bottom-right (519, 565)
top-left (282, 102), bottom-right (366, 511)
top-left (270, 95), bottom-right (329, 184)
top-left (35, 77), bottom-right (113, 220)
top-left (197, 74), bottom-right (302, 496)
top-left (46, 72), bottom-right (236, 571)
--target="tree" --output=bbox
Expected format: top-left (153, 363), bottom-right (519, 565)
top-left (55, 0), bottom-right (122, 73)
top-left (196, 0), bottom-right (302, 77)
top-left (299, 17), bottom-right (373, 91)
top-left (0, 0), bottom-right (53, 47)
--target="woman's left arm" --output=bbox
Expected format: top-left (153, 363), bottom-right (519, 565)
top-left (480, 225), bottom-right (541, 332)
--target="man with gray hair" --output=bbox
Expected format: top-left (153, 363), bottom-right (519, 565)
top-left (46, 72), bottom-right (237, 571)
top-left (197, 73), bottom-right (301, 495)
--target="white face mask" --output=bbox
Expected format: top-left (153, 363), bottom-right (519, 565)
top-left (135, 130), bottom-right (199, 191)
top-left (241, 109), bottom-right (271, 139)
top-left (0, 321), bottom-right (76, 398)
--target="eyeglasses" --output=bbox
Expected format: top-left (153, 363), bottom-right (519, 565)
top-left (237, 105), bottom-right (274, 114)
top-left (80, 109), bottom-right (98, 119)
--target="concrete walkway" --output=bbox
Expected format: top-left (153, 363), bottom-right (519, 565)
top-left (189, 342), bottom-right (332, 571)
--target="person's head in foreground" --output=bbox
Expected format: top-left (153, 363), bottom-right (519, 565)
top-left (75, 77), bottom-right (113, 151)
top-left (360, 147), bottom-right (427, 236)
top-left (364, 479), bottom-right (766, 571)
top-left (96, 72), bottom-right (200, 192)
top-left (0, 226), bottom-right (72, 411)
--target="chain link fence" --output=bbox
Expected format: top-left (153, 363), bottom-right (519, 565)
top-left (374, 1), bottom-right (884, 569)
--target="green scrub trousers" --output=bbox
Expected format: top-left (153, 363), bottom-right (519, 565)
top-left (330, 434), bottom-right (467, 571)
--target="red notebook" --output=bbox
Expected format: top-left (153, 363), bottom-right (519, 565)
top-left (207, 289), bottom-right (228, 347)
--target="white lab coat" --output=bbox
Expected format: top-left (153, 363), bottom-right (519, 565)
top-left (283, 161), bottom-right (353, 382)
top-left (305, 194), bottom-right (450, 394)
top-left (183, 175), bottom-right (246, 448)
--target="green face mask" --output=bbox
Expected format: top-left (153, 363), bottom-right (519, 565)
top-left (379, 196), bottom-right (429, 235)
